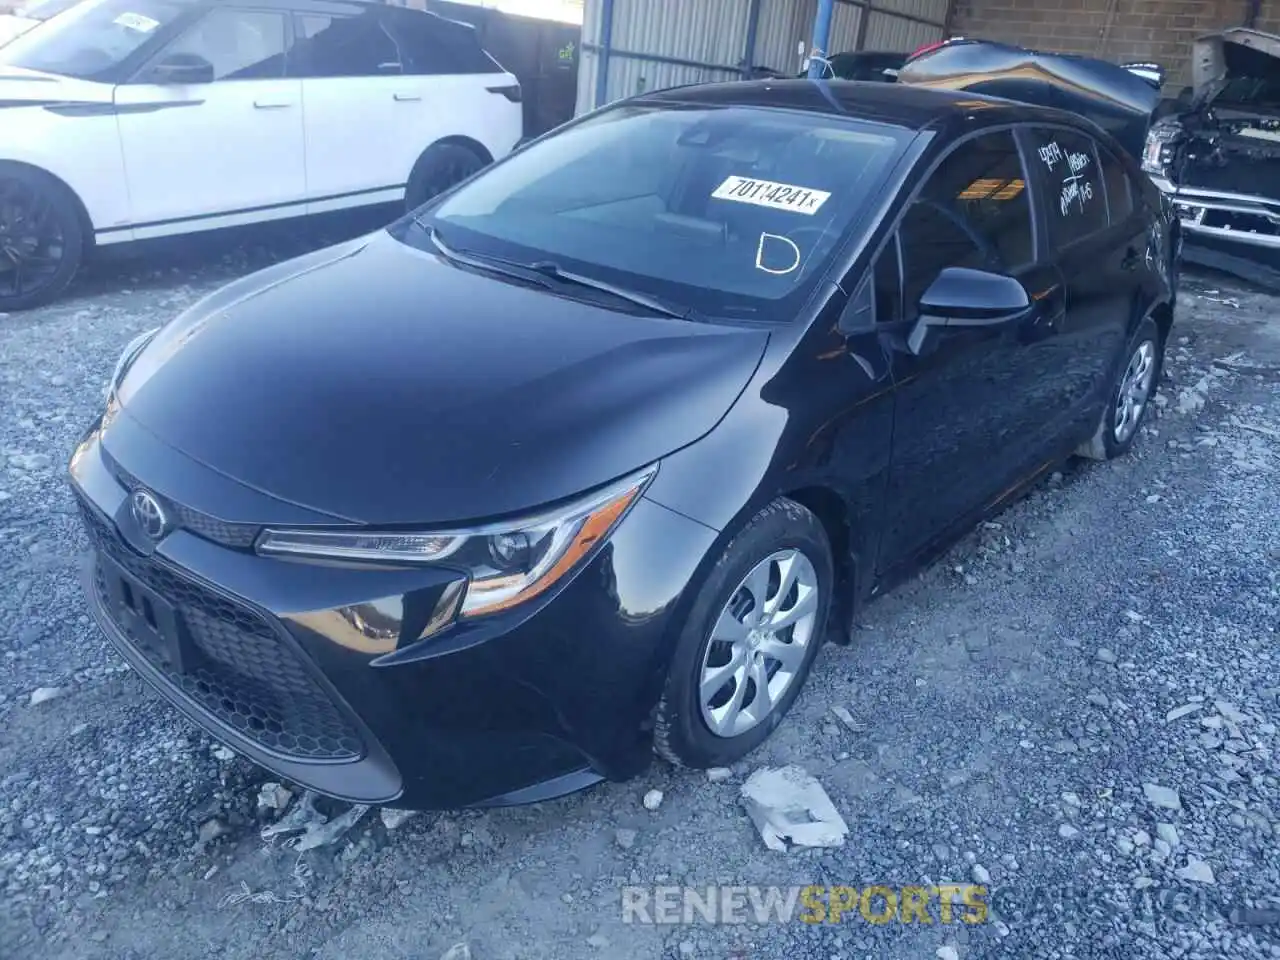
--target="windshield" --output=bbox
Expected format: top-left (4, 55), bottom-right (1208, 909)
top-left (15, 0), bottom-right (80, 21)
top-left (0, 0), bottom-right (184, 79)
top-left (403, 103), bottom-right (907, 320)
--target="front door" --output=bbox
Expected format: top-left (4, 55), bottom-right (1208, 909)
top-left (878, 128), bottom-right (1065, 571)
top-left (114, 5), bottom-right (305, 234)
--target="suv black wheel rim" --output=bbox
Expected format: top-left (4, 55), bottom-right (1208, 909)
top-left (0, 180), bottom-right (65, 301)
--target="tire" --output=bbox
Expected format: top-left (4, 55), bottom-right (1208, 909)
top-left (404, 143), bottom-right (489, 212)
top-left (653, 498), bottom-right (833, 769)
top-left (0, 165), bottom-right (84, 312)
top-left (1075, 316), bottom-right (1163, 461)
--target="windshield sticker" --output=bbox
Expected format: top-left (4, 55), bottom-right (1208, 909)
top-left (712, 176), bottom-right (831, 216)
top-left (755, 233), bottom-right (802, 275)
top-left (113, 12), bottom-right (160, 31)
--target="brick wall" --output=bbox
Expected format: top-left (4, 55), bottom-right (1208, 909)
top-left (949, 0), bottom-right (1275, 90)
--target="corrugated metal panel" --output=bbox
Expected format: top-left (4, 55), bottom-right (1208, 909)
top-left (826, 1), bottom-right (863, 56)
top-left (863, 9), bottom-right (941, 52)
top-left (752, 0), bottom-right (815, 75)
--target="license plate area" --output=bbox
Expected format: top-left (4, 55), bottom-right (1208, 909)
top-left (99, 556), bottom-right (192, 673)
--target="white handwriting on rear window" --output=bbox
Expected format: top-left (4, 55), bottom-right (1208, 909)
top-left (1038, 141), bottom-right (1063, 170)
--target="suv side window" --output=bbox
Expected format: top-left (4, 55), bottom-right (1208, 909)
top-left (385, 10), bottom-right (500, 75)
top-left (291, 11), bottom-right (402, 78)
top-left (899, 129), bottom-right (1034, 318)
top-left (1030, 128), bottom-right (1108, 247)
top-left (1099, 147), bottom-right (1134, 224)
top-left (156, 8), bottom-right (289, 81)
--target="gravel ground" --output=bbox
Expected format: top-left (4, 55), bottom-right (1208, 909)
top-left (1, 229), bottom-right (1277, 960)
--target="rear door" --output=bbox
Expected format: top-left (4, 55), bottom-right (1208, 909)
top-left (1023, 127), bottom-right (1134, 427)
top-left (291, 6), bottom-right (411, 210)
top-left (878, 129), bottom-right (1065, 571)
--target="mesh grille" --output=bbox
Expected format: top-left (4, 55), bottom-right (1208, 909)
top-left (80, 499), bottom-right (363, 761)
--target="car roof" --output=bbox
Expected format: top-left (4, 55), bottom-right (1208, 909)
top-left (637, 78), bottom-right (1097, 138)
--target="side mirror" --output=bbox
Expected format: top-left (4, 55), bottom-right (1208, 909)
top-left (907, 266), bottom-right (1030, 354)
top-left (146, 53), bottom-right (214, 85)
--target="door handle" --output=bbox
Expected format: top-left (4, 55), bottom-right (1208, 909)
top-left (253, 99), bottom-right (292, 109)
top-left (393, 92), bottom-right (422, 102)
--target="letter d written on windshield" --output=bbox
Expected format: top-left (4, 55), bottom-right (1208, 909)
top-left (756, 233), bottom-right (801, 275)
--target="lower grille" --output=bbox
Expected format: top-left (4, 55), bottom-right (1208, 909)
top-left (80, 500), bottom-right (363, 761)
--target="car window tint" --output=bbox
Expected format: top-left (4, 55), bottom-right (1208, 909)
top-left (1030, 128), bottom-right (1108, 247)
top-left (1099, 147), bottom-right (1134, 224)
top-left (291, 11), bottom-right (401, 78)
top-left (386, 10), bottom-right (500, 75)
top-left (899, 130), bottom-right (1033, 315)
top-left (161, 8), bottom-right (287, 81)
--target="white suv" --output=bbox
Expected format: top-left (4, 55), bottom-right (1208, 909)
top-left (0, 0), bottom-right (523, 310)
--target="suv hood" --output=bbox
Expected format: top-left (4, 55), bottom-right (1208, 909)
top-left (897, 39), bottom-right (1160, 158)
top-left (112, 231), bottom-right (769, 527)
top-left (1192, 27), bottom-right (1280, 109)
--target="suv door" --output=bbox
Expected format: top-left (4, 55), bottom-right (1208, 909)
top-left (878, 129), bottom-right (1066, 571)
top-left (290, 7), bottom-right (420, 210)
top-left (1024, 127), bottom-right (1134, 426)
top-left (114, 6), bottom-right (305, 233)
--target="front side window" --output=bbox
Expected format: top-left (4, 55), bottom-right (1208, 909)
top-left (899, 129), bottom-right (1034, 316)
top-left (405, 104), bottom-right (908, 319)
top-left (290, 11), bottom-right (401, 78)
top-left (0, 0), bottom-right (185, 80)
top-left (154, 8), bottom-right (288, 81)
top-left (1029, 127), bottom-right (1108, 248)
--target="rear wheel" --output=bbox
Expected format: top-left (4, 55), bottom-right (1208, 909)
top-left (404, 143), bottom-right (489, 212)
top-left (653, 498), bottom-right (832, 769)
top-left (0, 166), bottom-right (84, 312)
top-left (1076, 316), bottom-right (1163, 461)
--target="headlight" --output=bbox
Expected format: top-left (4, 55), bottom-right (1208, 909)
top-left (1142, 127), bottom-right (1179, 177)
top-left (256, 467), bottom-right (655, 619)
top-left (103, 327), bottom-right (160, 401)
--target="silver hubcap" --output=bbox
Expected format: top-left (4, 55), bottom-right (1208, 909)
top-left (698, 549), bottom-right (820, 738)
top-left (1114, 339), bottom-right (1156, 443)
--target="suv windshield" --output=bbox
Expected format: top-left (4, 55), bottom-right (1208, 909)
top-left (0, 0), bottom-right (184, 79)
top-left (403, 103), bottom-right (907, 319)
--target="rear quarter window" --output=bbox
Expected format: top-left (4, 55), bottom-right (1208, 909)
top-left (1029, 128), bottom-right (1108, 248)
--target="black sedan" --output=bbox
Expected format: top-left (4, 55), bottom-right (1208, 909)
top-left (70, 80), bottom-right (1177, 810)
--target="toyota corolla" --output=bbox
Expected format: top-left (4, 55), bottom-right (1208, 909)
top-left (70, 80), bottom-right (1176, 809)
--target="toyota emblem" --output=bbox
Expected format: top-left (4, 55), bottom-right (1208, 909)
top-left (130, 489), bottom-right (169, 541)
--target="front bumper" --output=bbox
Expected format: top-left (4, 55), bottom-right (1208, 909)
top-left (70, 412), bottom-right (718, 810)
top-left (1153, 178), bottom-right (1280, 252)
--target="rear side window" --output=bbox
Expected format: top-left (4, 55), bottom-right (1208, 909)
top-left (899, 129), bottom-right (1034, 315)
top-left (1030, 128), bottom-right (1108, 247)
top-left (386, 10), bottom-right (501, 75)
top-left (291, 12), bottom-right (401, 77)
top-left (1099, 148), bottom-right (1134, 224)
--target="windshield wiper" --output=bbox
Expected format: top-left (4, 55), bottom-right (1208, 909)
top-left (425, 226), bottom-right (690, 320)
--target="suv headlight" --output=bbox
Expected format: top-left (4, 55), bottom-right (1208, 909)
top-left (104, 327), bottom-right (160, 401)
top-left (257, 467), bottom-right (655, 619)
top-left (1142, 126), bottom-right (1179, 178)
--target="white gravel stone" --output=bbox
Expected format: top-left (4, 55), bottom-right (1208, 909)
top-left (1156, 822), bottom-right (1180, 848)
top-left (642, 789), bottom-right (664, 811)
top-left (1143, 783), bottom-right (1182, 811)
top-left (1175, 858), bottom-right (1216, 885)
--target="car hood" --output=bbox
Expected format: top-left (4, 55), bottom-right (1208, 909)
top-left (1192, 27), bottom-right (1280, 109)
top-left (0, 64), bottom-right (110, 105)
top-left (114, 231), bottom-right (769, 527)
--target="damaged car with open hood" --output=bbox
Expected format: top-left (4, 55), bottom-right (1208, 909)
top-left (1142, 28), bottom-right (1280, 285)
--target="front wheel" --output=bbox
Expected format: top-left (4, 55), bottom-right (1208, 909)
top-left (1076, 316), bottom-right (1163, 461)
top-left (0, 166), bottom-right (84, 312)
top-left (653, 498), bottom-right (833, 769)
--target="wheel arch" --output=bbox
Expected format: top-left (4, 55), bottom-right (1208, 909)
top-left (410, 135), bottom-right (494, 177)
top-left (778, 485), bottom-right (861, 645)
top-left (0, 159), bottom-right (96, 254)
